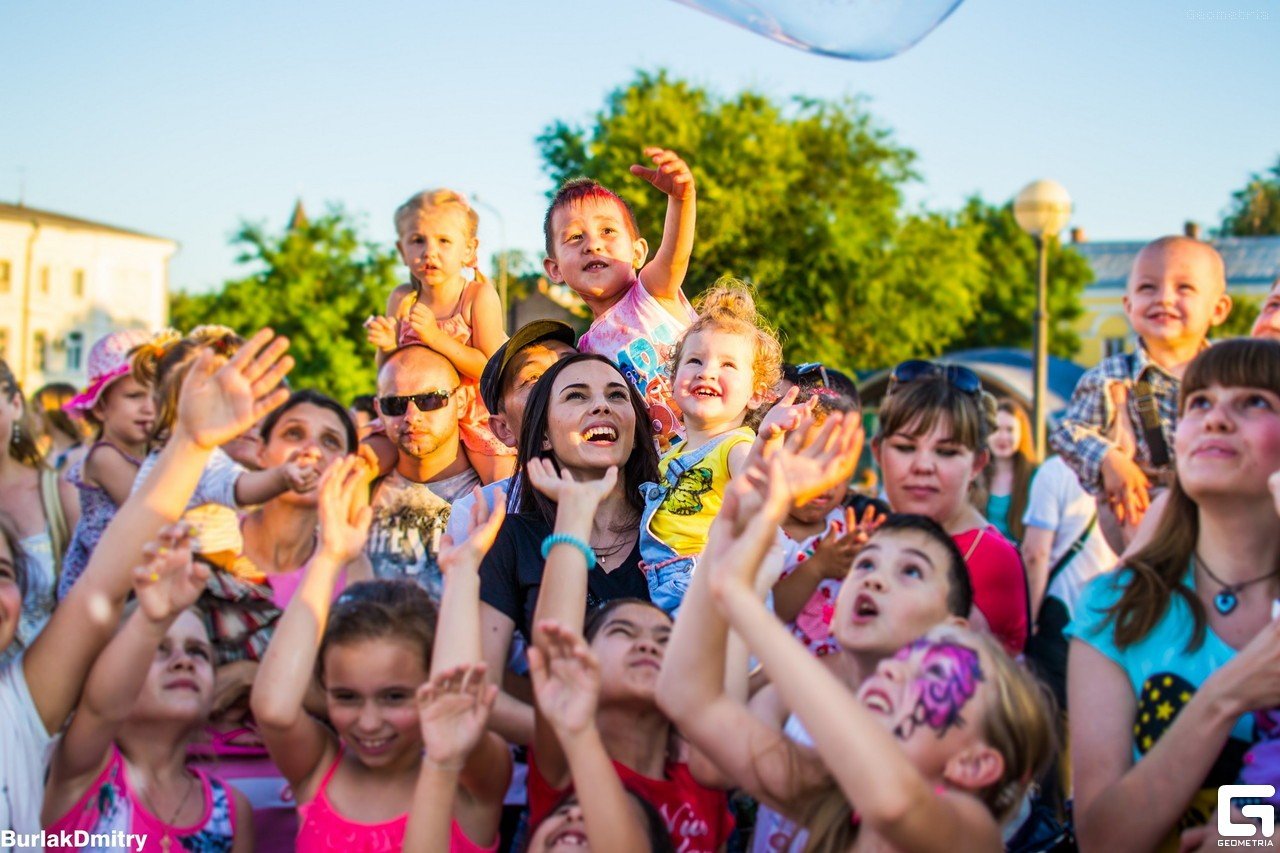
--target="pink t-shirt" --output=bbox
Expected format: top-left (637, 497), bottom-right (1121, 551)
top-left (952, 526), bottom-right (1029, 656)
top-left (577, 277), bottom-right (696, 452)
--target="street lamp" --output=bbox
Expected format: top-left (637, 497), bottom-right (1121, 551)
top-left (1013, 179), bottom-right (1072, 460)
top-left (470, 195), bottom-right (509, 323)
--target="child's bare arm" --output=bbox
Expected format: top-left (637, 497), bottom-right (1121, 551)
top-left (233, 448), bottom-right (321, 506)
top-left (83, 443), bottom-right (143, 508)
top-left (634, 147), bottom-right (696, 306)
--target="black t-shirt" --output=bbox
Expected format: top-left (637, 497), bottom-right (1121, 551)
top-left (479, 513), bottom-right (650, 639)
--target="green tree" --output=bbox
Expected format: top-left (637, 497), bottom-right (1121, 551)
top-left (538, 70), bottom-right (990, 372)
top-left (950, 198), bottom-right (1092, 358)
top-left (1221, 156), bottom-right (1280, 236)
top-left (170, 207), bottom-right (398, 403)
top-left (1211, 296), bottom-right (1259, 339)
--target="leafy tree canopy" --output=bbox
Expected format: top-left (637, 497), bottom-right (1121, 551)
top-left (1221, 156), bottom-right (1280, 237)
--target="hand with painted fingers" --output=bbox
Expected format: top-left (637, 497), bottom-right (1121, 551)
top-left (315, 448), bottom-right (378, 565)
top-left (809, 505), bottom-right (885, 581)
top-left (132, 523), bottom-right (210, 623)
top-left (703, 456), bottom-right (794, 601)
top-left (1101, 448), bottom-right (1151, 525)
top-left (630, 147), bottom-right (695, 201)
top-left (416, 663), bottom-right (499, 772)
top-left (438, 486), bottom-right (507, 577)
top-left (177, 328), bottom-right (294, 450)
top-left (365, 315), bottom-right (398, 352)
top-left (529, 620), bottom-right (602, 740)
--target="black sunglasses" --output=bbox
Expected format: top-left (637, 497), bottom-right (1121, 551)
top-left (889, 360), bottom-right (982, 395)
top-left (377, 389), bottom-right (456, 417)
top-left (794, 362), bottom-right (830, 390)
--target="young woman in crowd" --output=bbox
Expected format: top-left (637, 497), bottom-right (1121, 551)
top-left (978, 397), bottom-right (1037, 543)
top-left (1069, 338), bottom-right (1280, 851)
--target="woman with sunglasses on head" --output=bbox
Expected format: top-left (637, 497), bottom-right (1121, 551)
top-left (873, 361), bottom-right (1030, 656)
top-left (1069, 339), bottom-right (1280, 852)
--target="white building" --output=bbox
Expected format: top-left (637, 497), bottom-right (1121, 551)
top-left (0, 203), bottom-right (176, 390)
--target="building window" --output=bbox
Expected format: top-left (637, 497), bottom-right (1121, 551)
top-left (33, 332), bottom-right (47, 371)
top-left (1104, 337), bottom-right (1127, 358)
top-left (0, 261), bottom-right (11, 293)
top-left (72, 269), bottom-right (85, 298)
top-left (39, 266), bottom-right (50, 295)
top-left (66, 332), bottom-right (84, 371)
top-left (0, 329), bottom-right (8, 361)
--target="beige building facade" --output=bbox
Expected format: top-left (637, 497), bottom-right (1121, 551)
top-left (0, 203), bottom-right (176, 390)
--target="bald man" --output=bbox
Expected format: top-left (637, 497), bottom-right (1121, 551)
top-left (365, 345), bottom-right (481, 599)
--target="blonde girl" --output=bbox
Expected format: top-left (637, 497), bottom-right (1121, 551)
top-left (251, 457), bottom-right (510, 852)
top-left (641, 278), bottom-right (789, 613)
top-left (367, 189), bottom-right (513, 484)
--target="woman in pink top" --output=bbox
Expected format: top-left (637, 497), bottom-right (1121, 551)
top-left (873, 362), bottom-right (1030, 655)
top-left (252, 455), bottom-right (511, 852)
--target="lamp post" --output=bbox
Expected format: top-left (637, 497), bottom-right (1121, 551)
top-left (1013, 179), bottom-right (1072, 460)
top-left (470, 195), bottom-right (509, 323)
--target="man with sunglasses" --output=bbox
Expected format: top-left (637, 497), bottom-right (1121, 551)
top-left (365, 345), bottom-right (481, 600)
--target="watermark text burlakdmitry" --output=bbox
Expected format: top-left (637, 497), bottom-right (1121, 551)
top-left (1, 830), bottom-right (147, 851)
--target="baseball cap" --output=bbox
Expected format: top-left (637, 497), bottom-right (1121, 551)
top-left (479, 320), bottom-right (577, 414)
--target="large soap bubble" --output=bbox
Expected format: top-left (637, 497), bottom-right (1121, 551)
top-left (671, 0), bottom-right (965, 60)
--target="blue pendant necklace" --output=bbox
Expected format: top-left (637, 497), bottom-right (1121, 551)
top-left (1194, 553), bottom-right (1275, 616)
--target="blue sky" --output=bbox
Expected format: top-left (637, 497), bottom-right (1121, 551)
top-left (3, 0), bottom-right (1277, 293)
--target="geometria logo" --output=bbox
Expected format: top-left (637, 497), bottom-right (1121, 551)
top-left (1219, 784), bottom-right (1277, 844)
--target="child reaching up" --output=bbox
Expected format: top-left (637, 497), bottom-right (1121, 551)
top-left (57, 329), bottom-right (156, 599)
top-left (42, 524), bottom-right (252, 852)
top-left (367, 189), bottom-right (513, 484)
top-left (252, 454), bottom-right (510, 852)
top-left (1051, 235), bottom-right (1232, 544)
top-left (641, 281), bottom-right (862, 613)
top-left (542, 148), bottom-right (697, 451)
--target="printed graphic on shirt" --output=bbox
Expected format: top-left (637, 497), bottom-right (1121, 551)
top-left (661, 467), bottom-right (713, 516)
top-left (366, 483), bottom-right (451, 602)
top-left (1135, 672), bottom-right (1253, 834)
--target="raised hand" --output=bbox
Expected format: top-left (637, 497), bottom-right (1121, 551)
top-left (365, 315), bottom-right (398, 352)
top-left (769, 411), bottom-right (864, 507)
top-left (756, 386), bottom-right (815, 442)
top-left (416, 663), bottom-right (498, 772)
top-left (438, 486), bottom-right (507, 576)
top-left (176, 328), bottom-right (293, 450)
top-left (406, 302), bottom-right (441, 347)
top-left (630, 147), bottom-right (695, 201)
top-left (529, 620), bottom-right (602, 739)
top-left (133, 524), bottom-right (210, 622)
top-left (703, 456), bottom-right (793, 599)
top-left (526, 458), bottom-right (618, 515)
top-left (316, 448), bottom-right (377, 564)
top-left (810, 505), bottom-right (883, 580)
top-left (281, 447), bottom-right (323, 494)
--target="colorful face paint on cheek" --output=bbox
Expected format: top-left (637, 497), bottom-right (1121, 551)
top-left (893, 640), bottom-right (984, 740)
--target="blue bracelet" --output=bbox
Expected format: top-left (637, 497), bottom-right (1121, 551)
top-left (541, 533), bottom-right (597, 571)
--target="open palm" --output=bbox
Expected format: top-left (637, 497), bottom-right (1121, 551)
top-left (417, 664), bottom-right (497, 770)
top-left (177, 328), bottom-right (293, 450)
top-left (133, 524), bottom-right (210, 622)
top-left (530, 620), bottom-right (601, 738)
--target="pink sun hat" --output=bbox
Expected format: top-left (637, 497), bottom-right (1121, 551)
top-left (64, 329), bottom-right (154, 414)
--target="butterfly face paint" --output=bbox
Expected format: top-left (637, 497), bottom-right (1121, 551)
top-left (889, 638), bottom-right (985, 741)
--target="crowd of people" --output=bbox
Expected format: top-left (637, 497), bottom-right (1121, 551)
top-left (3, 146), bottom-right (1280, 853)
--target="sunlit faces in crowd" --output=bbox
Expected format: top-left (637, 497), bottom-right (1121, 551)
top-left (1175, 383), bottom-right (1280, 501)
top-left (488, 339), bottom-right (578, 448)
top-left (93, 375), bottom-right (155, 446)
top-left (395, 205), bottom-right (478, 288)
top-left (874, 417), bottom-right (987, 528)
top-left (671, 329), bottom-right (766, 432)
top-left (128, 609), bottom-right (216, 725)
top-left (321, 635), bottom-right (428, 772)
top-left (543, 194), bottom-right (647, 302)
top-left (987, 408), bottom-right (1021, 461)
top-left (0, 530), bottom-right (22, 652)
top-left (1251, 278), bottom-right (1280, 341)
top-left (375, 347), bottom-right (461, 460)
top-left (542, 359), bottom-right (638, 474)
top-left (585, 601), bottom-right (672, 705)
top-left (1123, 237), bottom-right (1231, 347)
top-left (257, 395), bottom-right (357, 506)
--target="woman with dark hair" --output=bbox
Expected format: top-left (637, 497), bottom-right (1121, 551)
top-left (0, 359), bottom-right (79, 664)
top-left (1069, 338), bottom-right (1280, 851)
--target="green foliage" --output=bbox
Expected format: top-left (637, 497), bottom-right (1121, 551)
top-left (1221, 157), bottom-right (1280, 236)
top-left (1212, 295), bottom-right (1259, 339)
top-left (170, 207), bottom-right (398, 403)
top-left (950, 198), bottom-right (1092, 358)
top-left (538, 70), bottom-right (997, 372)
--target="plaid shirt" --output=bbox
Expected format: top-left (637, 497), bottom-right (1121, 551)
top-left (1049, 341), bottom-right (1182, 497)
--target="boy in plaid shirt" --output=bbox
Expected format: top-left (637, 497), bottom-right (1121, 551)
top-left (1050, 236), bottom-right (1231, 548)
